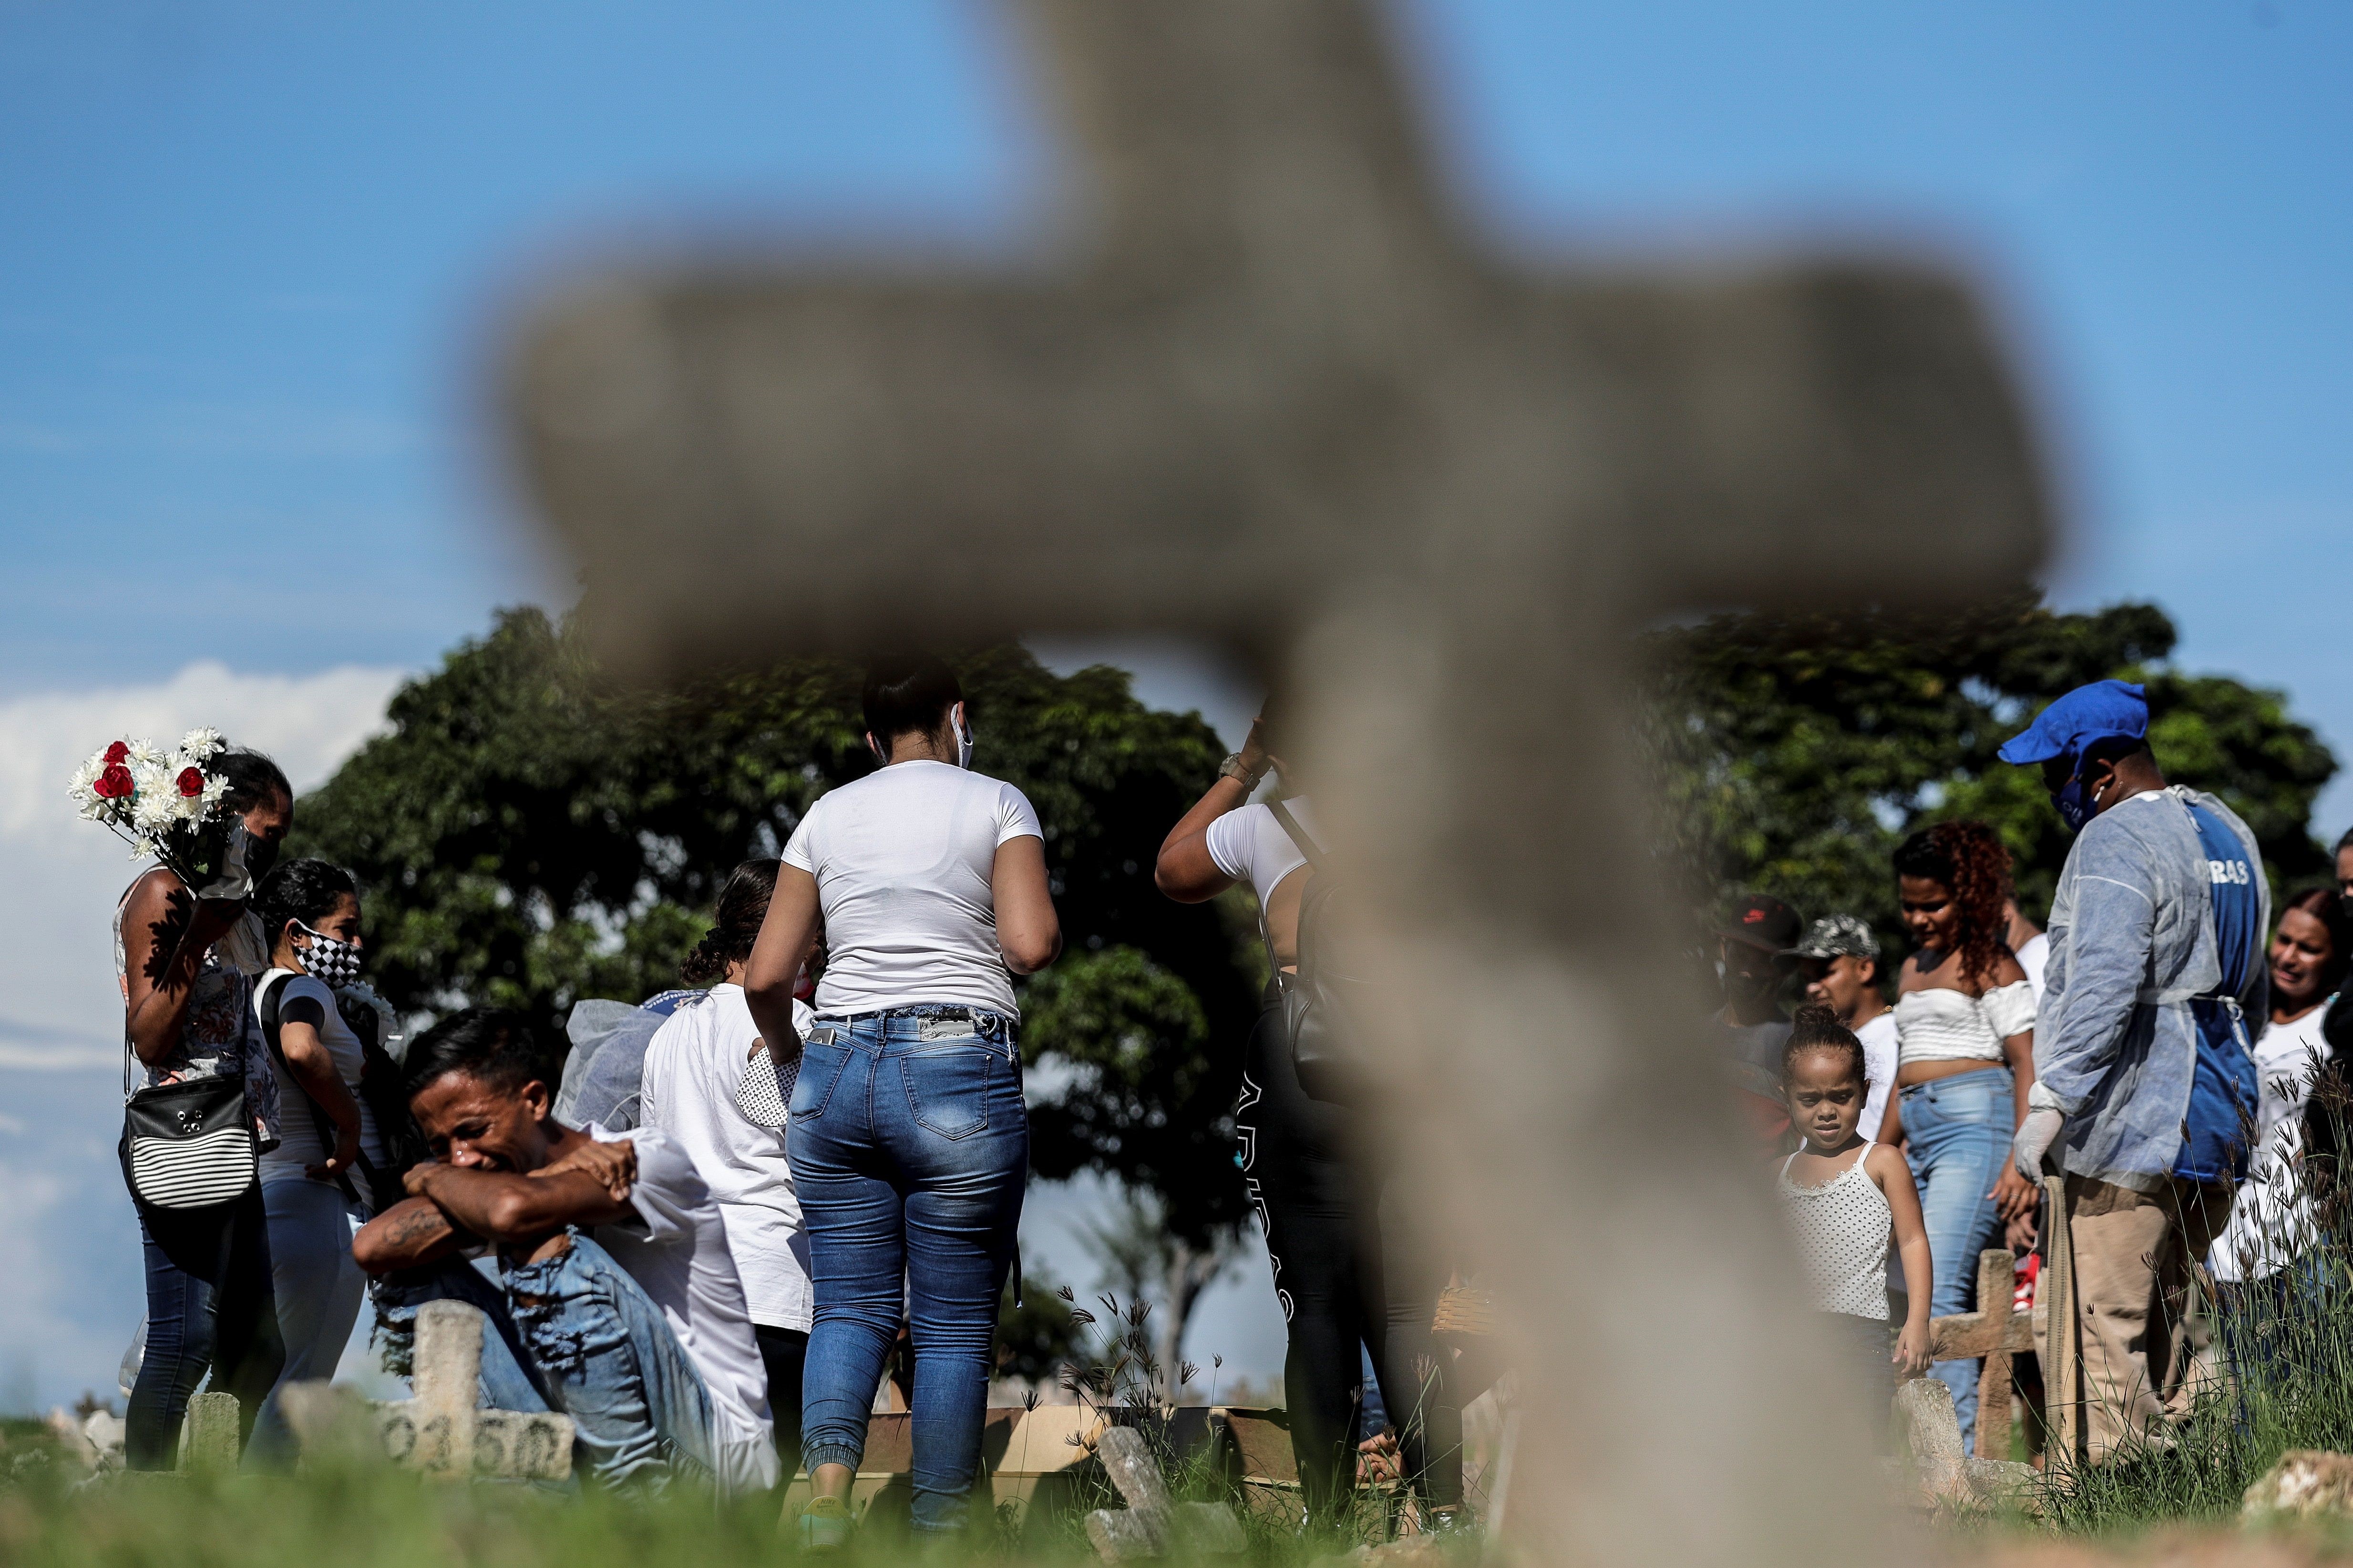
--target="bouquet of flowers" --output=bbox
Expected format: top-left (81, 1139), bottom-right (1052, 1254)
top-left (67, 728), bottom-right (237, 885)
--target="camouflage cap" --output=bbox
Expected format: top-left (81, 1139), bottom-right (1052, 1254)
top-left (1784, 913), bottom-right (1880, 961)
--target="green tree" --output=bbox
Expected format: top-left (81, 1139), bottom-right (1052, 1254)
top-left (290, 610), bottom-right (1259, 1347)
top-left (1640, 595), bottom-right (2337, 958)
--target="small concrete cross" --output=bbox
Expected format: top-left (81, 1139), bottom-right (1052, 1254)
top-left (1926, 1247), bottom-right (2034, 1462)
top-left (502, 1), bottom-right (2051, 1559)
top-left (371, 1300), bottom-right (573, 1482)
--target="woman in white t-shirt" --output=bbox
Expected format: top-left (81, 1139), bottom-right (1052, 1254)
top-left (745, 656), bottom-right (1058, 1546)
top-left (641, 857), bottom-right (818, 1472)
top-left (248, 858), bottom-right (384, 1449)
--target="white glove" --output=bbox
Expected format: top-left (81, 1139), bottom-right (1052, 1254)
top-left (197, 821), bottom-right (255, 903)
top-left (2013, 1106), bottom-right (2063, 1180)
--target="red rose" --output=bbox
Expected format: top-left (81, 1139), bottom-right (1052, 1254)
top-left (96, 764), bottom-right (135, 799)
top-left (177, 767), bottom-right (205, 797)
top-left (103, 741), bottom-right (130, 766)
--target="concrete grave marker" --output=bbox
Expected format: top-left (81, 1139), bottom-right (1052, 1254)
top-left (179, 1390), bottom-right (240, 1474)
top-left (1084, 1425), bottom-right (1247, 1563)
top-left (371, 1300), bottom-right (572, 1482)
top-left (503, 1), bottom-right (2053, 1559)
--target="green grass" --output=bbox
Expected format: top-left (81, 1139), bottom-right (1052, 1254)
top-left (0, 1460), bottom-right (1414, 1568)
top-left (0, 1414), bottom-right (1422, 1568)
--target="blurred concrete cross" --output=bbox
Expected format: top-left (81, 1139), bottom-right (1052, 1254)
top-left (505, 0), bottom-right (2048, 1560)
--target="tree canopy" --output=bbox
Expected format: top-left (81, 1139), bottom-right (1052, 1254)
top-left (1640, 595), bottom-right (2338, 955)
top-left (289, 608), bottom-right (1257, 1251)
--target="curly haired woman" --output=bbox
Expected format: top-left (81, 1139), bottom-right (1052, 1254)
top-left (1880, 819), bottom-right (2039, 1451)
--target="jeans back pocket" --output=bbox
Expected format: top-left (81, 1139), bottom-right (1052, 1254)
top-left (899, 1044), bottom-right (992, 1140)
top-left (790, 1038), bottom-right (851, 1122)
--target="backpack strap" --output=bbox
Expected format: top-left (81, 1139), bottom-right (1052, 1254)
top-left (1266, 799), bottom-right (1329, 875)
top-left (257, 972), bottom-right (366, 1208)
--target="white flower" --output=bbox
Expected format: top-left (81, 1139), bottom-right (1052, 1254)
top-left (130, 764), bottom-right (179, 831)
top-left (125, 737), bottom-right (166, 767)
top-left (130, 837), bottom-right (156, 861)
top-left (177, 727), bottom-right (226, 761)
top-left (66, 758), bottom-right (105, 820)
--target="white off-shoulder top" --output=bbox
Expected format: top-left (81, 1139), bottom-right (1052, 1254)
top-left (1894, 980), bottom-right (2036, 1066)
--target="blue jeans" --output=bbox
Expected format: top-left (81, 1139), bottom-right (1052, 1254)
top-left (125, 1186), bottom-right (286, 1470)
top-left (371, 1233), bottom-right (718, 1491)
top-left (790, 1006), bottom-right (1028, 1535)
top-left (248, 1178), bottom-right (372, 1467)
top-left (1900, 1066), bottom-right (2012, 1452)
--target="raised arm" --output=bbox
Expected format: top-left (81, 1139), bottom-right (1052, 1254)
top-left (1155, 717), bottom-right (1269, 902)
top-left (745, 863), bottom-right (822, 1063)
top-left (992, 835), bottom-right (1061, 975)
top-left (120, 869), bottom-right (247, 1067)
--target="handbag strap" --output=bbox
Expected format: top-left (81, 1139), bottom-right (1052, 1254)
top-left (257, 971), bottom-right (367, 1208)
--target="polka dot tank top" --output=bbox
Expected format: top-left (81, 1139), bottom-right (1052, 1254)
top-left (1778, 1142), bottom-right (1892, 1321)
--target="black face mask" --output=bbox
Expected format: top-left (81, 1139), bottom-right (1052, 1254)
top-left (245, 832), bottom-right (282, 881)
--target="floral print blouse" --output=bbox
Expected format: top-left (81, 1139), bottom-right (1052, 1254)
top-left (114, 886), bottom-right (282, 1150)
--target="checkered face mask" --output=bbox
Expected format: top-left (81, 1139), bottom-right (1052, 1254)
top-left (296, 923), bottom-right (362, 987)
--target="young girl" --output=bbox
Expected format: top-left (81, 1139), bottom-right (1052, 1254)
top-left (249, 858), bottom-right (382, 1465)
top-left (1778, 1004), bottom-right (1935, 1410)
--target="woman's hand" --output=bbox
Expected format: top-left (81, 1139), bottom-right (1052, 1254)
top-left (309, 1127), bottom-right (361, 1182)
top-left (1893, 1318), bottom-right (1933, 1379)
top-left (1237, 716), bottom-right (1273, 781)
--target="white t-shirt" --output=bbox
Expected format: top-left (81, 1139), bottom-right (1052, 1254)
top-left (2015, 933), bottom-right (2049, 1004)
top-left (782, 760), bottom-right (1044, 1018)
top-left (585, 1122), bottom-right (779, 1494)
top-left (1855, 1009), bottom-right (1899, 1144)
top-left (639, 985), bottom-right (814, 1332)
top-left (257, 970), bottom-right (385, 1182)
top-left (2208, 1000), bottom-right (2333, 1284)
top-left (1202, 797), bottom-right (1322, 908)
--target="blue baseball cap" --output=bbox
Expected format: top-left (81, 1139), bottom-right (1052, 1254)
top-left (1997, 679), bottom-right (2148, 767)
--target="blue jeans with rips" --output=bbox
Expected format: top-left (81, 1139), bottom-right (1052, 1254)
top-left (370, 1232), bottom-right (717, 1492)
top-left (1900, 1066), bottom-right (2013, 1453)
top-left (790, 1005), bottom-right (1028, 1536)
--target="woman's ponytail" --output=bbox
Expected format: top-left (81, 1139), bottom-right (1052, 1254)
top-left (680, 859), bottom-right (781, 986)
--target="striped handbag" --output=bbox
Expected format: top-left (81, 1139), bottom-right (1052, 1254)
top-left (120, 1071), bottom-right (257, 1210)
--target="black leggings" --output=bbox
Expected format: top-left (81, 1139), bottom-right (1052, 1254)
top-left (756, 1323), bottom-right (808, 1477)
top-left (1238, 1000), bottom-right (1460, 1516)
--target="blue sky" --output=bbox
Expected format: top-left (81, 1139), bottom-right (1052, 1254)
top-left (1, 0), bottom-right (2348, 1408)
top-left (5, 0), bottom-right (2349, 716)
